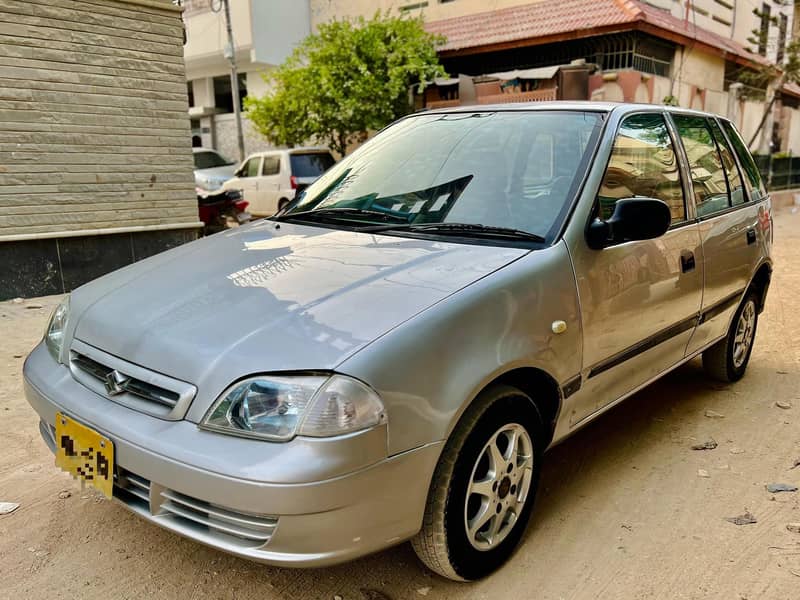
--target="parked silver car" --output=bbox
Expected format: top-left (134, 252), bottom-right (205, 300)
top-left (24, 103), bottom-right (772, 581)
top-left (193, 147), bottom-right (237, 192)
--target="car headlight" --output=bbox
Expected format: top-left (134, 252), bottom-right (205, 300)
top-left (45, 296), bottom-right (70, 362)
top-left (201, 375), bottom-right (387, 442)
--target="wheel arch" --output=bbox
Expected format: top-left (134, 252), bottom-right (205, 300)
top-left (748, 260), bottom-right (772, 313)
top-left (447, 366), bottom-right (562, 453)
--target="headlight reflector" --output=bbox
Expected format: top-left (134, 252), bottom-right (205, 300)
top-left (202, 375), bottom-right (386, 441)
top-left (45, 296), bottom-right (70, 362)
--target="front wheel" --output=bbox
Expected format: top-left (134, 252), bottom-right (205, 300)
top-left (703, 290), bottom-right (759, 382)
top-left (411, 385), bottom-right (543, 581)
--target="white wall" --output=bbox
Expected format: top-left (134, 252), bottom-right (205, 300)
top-left (251, 0), bottom-right (310, 65)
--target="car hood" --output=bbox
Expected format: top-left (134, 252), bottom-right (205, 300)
top-left (70, 221), bottom-right (526, 407)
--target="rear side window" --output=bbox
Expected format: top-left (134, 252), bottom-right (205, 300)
top-left (672, 115), bottom-right (730, 217)
top-left (721, 120), bottom-right (767, 201)
top-left (708, 120), bottom-right (745, 206)
top-left (598, 113), bottom-right (686, 223)
top-left (290, 153), bottom-right (335, 177)
top-left (262, 156), bottom-right (280, 176)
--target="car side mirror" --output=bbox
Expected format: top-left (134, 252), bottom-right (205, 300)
top-left (586, 197), bottom-right (671, 250)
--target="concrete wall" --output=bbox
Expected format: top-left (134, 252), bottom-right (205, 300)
top-left (0, 0), bottom-right (198, 299)
top-left (0, 0), bottom-right (198, 238)
top-left (251, 0), bottom-right (310, 65)
top-left (214, 112), bottom-right (276, 161)
top-left (183, 0), bottom-right (254, 75)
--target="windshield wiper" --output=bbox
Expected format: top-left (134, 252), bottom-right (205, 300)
top-left (360, 222), bottom-right (546, 243)
top-left (276, 207), bottom-right (409, 224)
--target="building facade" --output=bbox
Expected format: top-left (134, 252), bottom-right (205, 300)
top-left (0, 0), bottom-right (198, 300)
top-left (182, 0), bottom-right (310, 161)
top-left (310, 0), bottom-right (799, 156)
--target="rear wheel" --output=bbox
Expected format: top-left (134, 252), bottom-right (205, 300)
top-left (277, 198), bottom-right (289, 213)
top-left (703, 290), bottom-right (759, 382)
top-left (411, 385), bottom-right (543, 581)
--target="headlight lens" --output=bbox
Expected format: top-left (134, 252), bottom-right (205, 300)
top-left (45, 296), bottom-right (70, 362)
top-left (201, 375), bottom-right (387, 441)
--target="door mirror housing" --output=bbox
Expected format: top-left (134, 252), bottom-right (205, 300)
top-left (587, 197), bottom-right (671, 250)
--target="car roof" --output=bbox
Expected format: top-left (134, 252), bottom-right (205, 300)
top-left (419, 101), bottom-right (726, 120)
top-left (247, 147), bottom-right (331, 158)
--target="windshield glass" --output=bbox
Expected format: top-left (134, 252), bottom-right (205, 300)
top-left (290, 153), bottom-right (336, 177)
top-left (282, 111), bottom-right (603, 242)
top-left (194, 151), bottom-right (232, 169)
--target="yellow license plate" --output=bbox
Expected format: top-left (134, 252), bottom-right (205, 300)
top-left (54, 412), bottom-right (114, 499)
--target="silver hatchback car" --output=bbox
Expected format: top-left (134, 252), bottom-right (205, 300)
top-left (24, 103), bottom-right (772, 581)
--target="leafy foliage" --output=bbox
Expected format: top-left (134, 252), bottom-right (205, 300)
top-left (245, 14), bottom-right (446, 156)
top-left (734, 5), bottom-right (800, 146)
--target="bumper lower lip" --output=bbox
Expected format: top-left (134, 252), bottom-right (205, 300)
top-left (24, 344), bottom-right (442, 568)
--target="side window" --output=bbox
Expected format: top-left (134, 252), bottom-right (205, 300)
top-left (598, 113), bottom-right (686, 223)
top-left (721, 120), bottom-right (767, 201)
top-left (245, 158), bottom-right (261, 178)
top-left (708, 119), bottom-right (745, 206)
top-left (672, 115), bottom-right (730, 217)
top-left (262, 156), bottom-right (280, 176)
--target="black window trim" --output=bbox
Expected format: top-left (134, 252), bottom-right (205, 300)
top-left (716, 116), bottom-right (765, 204)
top-left (708, 117), bottom-right (747, 207)
top-left (665, 111), bottom-right (767, 224)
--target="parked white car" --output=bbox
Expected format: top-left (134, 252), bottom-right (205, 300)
top-left (222, 148), bottom-right (336, 216)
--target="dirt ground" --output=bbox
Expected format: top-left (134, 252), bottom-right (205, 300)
top-left (1, 210), bottom-right (799, 600)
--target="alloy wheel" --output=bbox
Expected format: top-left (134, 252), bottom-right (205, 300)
top-left (732, 300), bottom-right (756, 368)
top-left (464, 423), bottom-right (533, 551)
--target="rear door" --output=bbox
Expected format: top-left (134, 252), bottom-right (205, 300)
top-left (568, 111), bottom-right (703, 422)
top-left (254, 154), bottom-right (281, 215)
top-left (671, 114), bottom-right (768, 354)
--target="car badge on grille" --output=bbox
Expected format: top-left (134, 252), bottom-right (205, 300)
top-left (104, 370), bottom-right (129, 396)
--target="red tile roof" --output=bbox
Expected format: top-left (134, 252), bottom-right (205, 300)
top-left (425, 0), bottom-right (769, 67)
top-left (785, 82), bottom-right (800, 99)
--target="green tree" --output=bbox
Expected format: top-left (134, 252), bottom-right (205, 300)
top-left (245, 14), bottom-right (446, 156)
top-left (736, 3), bottom-right (800, 148)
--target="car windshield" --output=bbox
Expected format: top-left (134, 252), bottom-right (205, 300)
top-left (280, 111), bottom-right (603, 243)
top-left (290, 153), bottom-right (336, 177)
top-left (194, 151), bottom-right (233, 169)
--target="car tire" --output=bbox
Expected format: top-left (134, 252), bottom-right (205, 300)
top-left (277, 198), bottom-right (289, 212)
top-left (411, 384), bottom-right (544, 581)
top-left (703, 290), bottom-right (759, 382)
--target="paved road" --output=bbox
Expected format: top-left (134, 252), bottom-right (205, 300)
top-left (1, 208), bottom-right (799, 600)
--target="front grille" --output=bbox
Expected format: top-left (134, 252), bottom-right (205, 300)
top-left (114, 470), bottom-right (152, 508)
top-left (113, 468), bottom-right (277, 548)
top-left (72, 353), bottom-right (179, 409)
top-left (68, 339), bottom-right (196, 420)
top-left (159, 490), bottom-right (278, 545)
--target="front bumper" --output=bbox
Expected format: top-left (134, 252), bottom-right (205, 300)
top-left (24, 343), bottom-right (441, 567)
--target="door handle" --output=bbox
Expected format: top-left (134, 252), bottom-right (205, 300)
top-left (746, 228), bottom-right (756, 245)
top-left (680, 250), bottom-right (695, 273)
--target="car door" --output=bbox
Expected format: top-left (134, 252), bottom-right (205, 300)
top-left (567, 111), bottom-right (703, 423)
top-left (256, 154), bottom-right (282, 215)
top-left (672, 115), bottom-right (769, 354)
top-left (235, 156), bottom-right (263, 210)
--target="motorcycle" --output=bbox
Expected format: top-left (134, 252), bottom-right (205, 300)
top-left (197, 187), bottom-right (251, 235)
